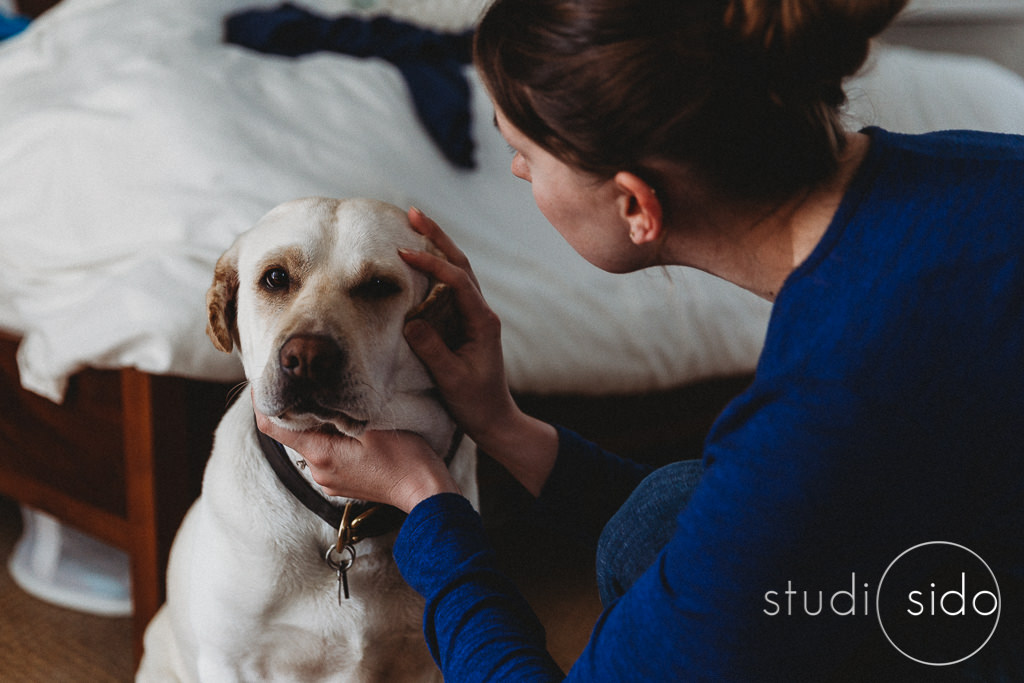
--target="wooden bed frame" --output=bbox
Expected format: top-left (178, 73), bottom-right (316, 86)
top-left (0, 332), bottom-right (233, 660)
top-left (0, 330), bottom-right (750, 661)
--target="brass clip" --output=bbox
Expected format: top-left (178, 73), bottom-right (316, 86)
top-left (336, 501), bottom-right (354, 552)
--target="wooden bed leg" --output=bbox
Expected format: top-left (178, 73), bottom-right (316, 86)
top-left (2, 332), bottom-right (234, 667)
top-left (121, 370), bottom-right (184, 663)
top-left (119, 370), bottom-right (229, 665)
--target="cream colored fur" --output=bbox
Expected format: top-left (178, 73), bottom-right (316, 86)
top-left (136, 198), bottom-right (476, 682)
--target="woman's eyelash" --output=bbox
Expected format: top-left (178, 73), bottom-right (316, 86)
top-left (506, 143), bottom-right (518, 155)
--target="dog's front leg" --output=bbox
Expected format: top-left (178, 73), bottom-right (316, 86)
top-left (185, 487), bottom-right (286, 681)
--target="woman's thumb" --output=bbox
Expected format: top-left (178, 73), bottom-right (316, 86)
top-left (404, 319), bottom-right (453, 372)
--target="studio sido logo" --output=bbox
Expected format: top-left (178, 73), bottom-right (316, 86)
top-left (763, 541), bottom-right (1000, 666)
top-left (876, 541), bottom-right (1000, 666)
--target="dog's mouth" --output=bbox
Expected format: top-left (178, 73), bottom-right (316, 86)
top-left (275, 399), bottom-right (370, 436)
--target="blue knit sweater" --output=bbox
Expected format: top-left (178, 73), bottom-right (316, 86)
top-left (394, 128), bottom-right (1024, 681)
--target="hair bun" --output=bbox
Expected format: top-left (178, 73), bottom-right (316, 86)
top-left (723, 0), bottom-right (908, 102)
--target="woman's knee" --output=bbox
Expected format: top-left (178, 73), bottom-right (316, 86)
top-left (596, 459), bottom-right (703, 606)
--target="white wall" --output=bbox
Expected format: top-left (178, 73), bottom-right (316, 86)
top-left (883, 0), bottom-right (1024, 77)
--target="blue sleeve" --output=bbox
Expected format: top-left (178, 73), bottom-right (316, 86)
top-left (394, 407), bottom-right (900, 681)
top-left (394, 493), bottom-right (566, 681)
top-left (530, 426), bottom-right (653, 550)
top-left (391, 426), bottom-right (650, 681)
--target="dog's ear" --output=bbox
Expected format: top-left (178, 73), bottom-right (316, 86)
top-left (404, 236), bottom-right (467, 349)
top-left (405, 280), bottom-right (466, 349)
top-left (206, 246), bottom-right (240, 353)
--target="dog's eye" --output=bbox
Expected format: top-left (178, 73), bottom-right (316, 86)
top-left (261, 267), bottom-right (290, 292)
top-left (351, 276), bottom-right (401, 301)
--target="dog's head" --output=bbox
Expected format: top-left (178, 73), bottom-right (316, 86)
top-left (207, 197), bottom-right (461, 454)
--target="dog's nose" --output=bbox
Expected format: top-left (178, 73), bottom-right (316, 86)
top-left (278, 335), bottom-right (344, 383)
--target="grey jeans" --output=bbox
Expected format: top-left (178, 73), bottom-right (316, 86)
top-left (595, 458), bottom-right (703, 607)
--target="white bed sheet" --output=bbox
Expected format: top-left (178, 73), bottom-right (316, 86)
top-left (1, 0), bottom-right (1023, 403)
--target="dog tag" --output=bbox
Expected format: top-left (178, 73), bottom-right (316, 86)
top-left (338, 563), bottom-right (350, 602)
top-left (325, 543), bottom-right (356, 603)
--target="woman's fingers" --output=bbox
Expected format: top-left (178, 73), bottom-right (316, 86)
top-left (407, 206), bottom-right (458, 258)
top-left (254, 402), bottom-right (458, 510)
top-left (403, 317), bottom-right (459, 380)
top-left (254, 409), bottom-right (349, 472)
top-left (399, 248), bottom-right (492, 326)
top-left (407, 207), bottom-right (480, 288)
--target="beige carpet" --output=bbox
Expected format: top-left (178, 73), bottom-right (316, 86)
top-left (0, 496), bottom-right (133, 682)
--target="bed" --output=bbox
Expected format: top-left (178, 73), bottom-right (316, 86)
top-left (2, 0), bottom-right (1024, 658)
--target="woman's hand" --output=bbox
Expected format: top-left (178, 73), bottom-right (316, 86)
top-left (254, 410), bottom-right (461, 513)
top-left (401, 208), bottom-right (560, 496)
top-left (400, 207), bottom-right (522, 452)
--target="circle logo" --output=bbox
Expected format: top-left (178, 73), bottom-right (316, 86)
top-left (876, 541), bottom-right (1000, 666)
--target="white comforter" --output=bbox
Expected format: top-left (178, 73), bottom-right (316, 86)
top-left (2, 0), bottom-right (1023, 402)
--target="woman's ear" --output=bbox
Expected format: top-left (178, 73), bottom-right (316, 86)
top-left (614, 171), bottom-right (663, 245)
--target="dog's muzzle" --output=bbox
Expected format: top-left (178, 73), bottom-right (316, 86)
top-left (273, 334), bottom-right (368, 430)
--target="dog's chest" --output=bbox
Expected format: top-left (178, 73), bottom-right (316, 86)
top-left (234, 540), bottom-right (430, 681)
top-left (240, 592), bottom-right (431, 682)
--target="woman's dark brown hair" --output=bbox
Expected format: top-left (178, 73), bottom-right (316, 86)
top-left (474, 0), bottom-right (908, 201)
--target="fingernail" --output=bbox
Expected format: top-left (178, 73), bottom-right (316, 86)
top-left (409, 206), bottom-right (424, 217)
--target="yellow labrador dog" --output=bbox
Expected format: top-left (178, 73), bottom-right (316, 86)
top-left (137, 198), bottom-right (476, 682)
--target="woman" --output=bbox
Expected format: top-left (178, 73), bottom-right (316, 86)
top-left (257, 0), bottom-right (1024, 679)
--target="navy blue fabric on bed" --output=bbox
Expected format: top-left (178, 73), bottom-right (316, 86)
top-left (225, 3), bottom-right (476, 169)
